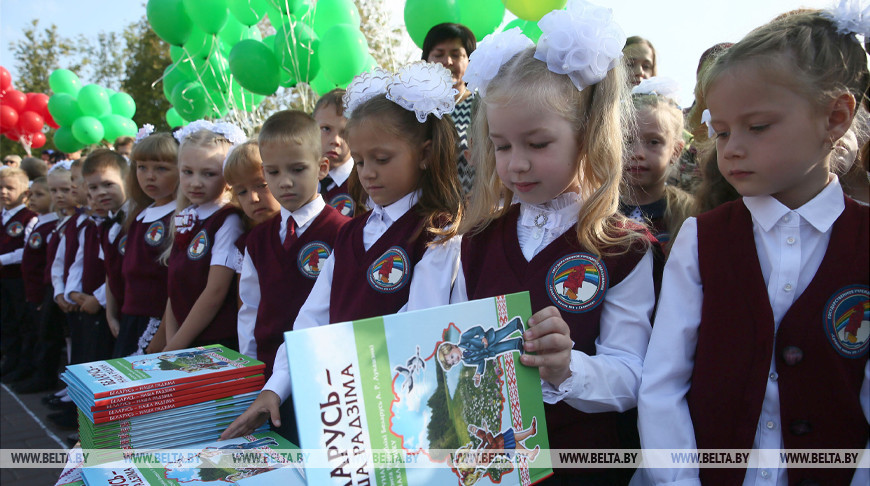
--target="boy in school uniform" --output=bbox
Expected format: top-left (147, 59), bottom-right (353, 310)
top-left (313, 89), bottom-right (356, 217)
top-left (237, 110), bottom-right (350, 377)
top-left (0, 168), bottom-right (38, 378)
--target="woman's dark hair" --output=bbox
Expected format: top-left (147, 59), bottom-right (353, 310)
top-left (421, 23), bottom-right (476, 60)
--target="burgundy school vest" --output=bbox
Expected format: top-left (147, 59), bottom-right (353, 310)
top-left (21, 218), bottom-right (56, 303)
top-left (80, 220), bottom-right (105, 295)
top-left (461, 204), bottom-right (648, 452)
top-left (246, 205), bottom-right (349, 376)
top-left (167, 206), bottom-right (241, 344)
top-left (691, 198), bottom-right (869, 486)
top-left (121, 211), bottom-right (172, 317)
top-left (100, 221), bottom-right (125, 307)
top-left (323, 180), bottom-right (355, 217)
top-left (0, 207), bottom-right (36, 279)
top-left (330, 206), bottom-right (434, 324)
top-left (62, 214), bottom-right (85, 284)
top-left (44, 216), bottom-right (72, 286)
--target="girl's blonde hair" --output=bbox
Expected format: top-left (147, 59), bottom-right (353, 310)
top-left (46, 167), bottom-right (73, 216)
top-left (346, 95), bottom-right (463, 243)
top-left (223, 140), bottom-right (264, 230)
top-left (127, 132), bottom-right (179, 230)
top-left (462, 48), bottom-right (646, 257)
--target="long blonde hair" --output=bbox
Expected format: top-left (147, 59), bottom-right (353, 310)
top-left (462, 48), bottom-right (646, 256)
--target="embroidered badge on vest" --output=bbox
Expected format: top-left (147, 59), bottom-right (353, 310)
top-left (6, 221), bottom-right (24, 237)
top-left (297, 241), bottom-right (331, 279)
top-left (144, 221), bottom-right (165, 246)
top-left (118, 235), bottom-right (127, 255)
top-left (28, 232), bottom-right (42, 249)
top-left (329, 194), bottom-right (355, 217)
top-left (367, 246), bottom-right (410, 293)
top-left (546, 252), bottom-right (608, 313)
top-left (824, 285), bottom-right (869, 358)
top-left (187, 230), bottom-right (210, 260)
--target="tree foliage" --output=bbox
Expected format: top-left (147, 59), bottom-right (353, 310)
top-left (121, 17), bottom-right (172, 131)
top-left (10, 19), bottom-right (83, 95)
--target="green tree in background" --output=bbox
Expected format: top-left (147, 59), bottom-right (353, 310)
top-left (121, 17), bottom-right (171, 131)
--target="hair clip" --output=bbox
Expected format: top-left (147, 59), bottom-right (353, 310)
top-left (534, 0), bottom-right (626, 92)
top-left (701, 109), bottom-right (716, 139)
top-left (631, 76), bottom-right (682, 106)
top-left (173, 120), bottom-right (247, 147)
top-left (135, 124), bottom-right (155, 144)
top-left (48, 160), bottom-right (74, 175)
top-left (823, 0), bottom-right (870, 37)
top-left (344, 62), bottom-right (458, 123)
top-left (343, 67), bottom-right (394, 119)
top-left (464, 28), bottom-right (535, 97)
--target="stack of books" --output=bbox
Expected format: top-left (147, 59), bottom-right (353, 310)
top-left (61, 345), bottom-right (267, 451)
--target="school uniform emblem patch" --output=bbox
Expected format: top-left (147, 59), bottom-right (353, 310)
top-left (824, 285), bottom-right (869, 358)
top-left (6, 221), bottom-right (24, 237)
top-left (187, 230), bottom-right (210, 260)
top-left (144, 221), bottom-right (165, 246)
top-left (28, 232), bottom-right (42, 249)
top-left (546, 252), bottom-right (608, 313)
top-left (118, 235), bottom-right (127, 255)
top-left (367, 246), bottom-right (410, 293)
top-left (297, 241), bottom-right (331, 279)
top-left (329, 194), bottom-right (355, 217)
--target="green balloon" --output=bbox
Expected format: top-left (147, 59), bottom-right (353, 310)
top-left (100, 114), bottom-right (128, 143)
top-left (319, 24), bottom-right (369, 86)
top-left (53, 126), bottom-right (85, 153)
top-left (201, 52), bottom-right (232, 93)
top-left (457, 0), bottom-right (504, 40)
top-left (228, 0), bottom-right (267, 26)
top-left (49, 69), bottom-right (82, 96)
top-left (274, 21), bottom-right (320, 84)
top-left (47, 93), bottom-right (83, 127)
top-left (120, 118), bottom-right (138, 137)
top-left (218, 16), bottom-right (246, 46)
top-left (170, 45), bottom-right (185, 63)
top-left (166, 107), bottom-right (188, 128)
top-left (208, 91), bottom-right (230, 118)
top-left (163, 63), bottom-right (193, 101)
top-left (404, 0), bottom-right (460, 48)
top-left (228, 39), bottom-right (280, 95)
top-left (266, 0), bottom-right (307, 15)
top-left (308, 71), bottom-right (336, 96)
top-left (502, 0), bottom-right (566, 21)
top-left (183, 0), bottom-right (229, 34)
top-left (229, 82), bottom-right (258, 111)
top-left (146, 0), bottom-right (193, 46)
top-left (72, 116), bottom-right (105, 145)
top-left (503, 18), bottom-right (542, 42)
top-left (77, 84), bottom-right (112, 117)
top-left (171, 82), bottom-right (210, 121)
top-left (110, 92), bottom-right (137, 118)
top-left (185, 27), bottom-right (220, 59)
top-left (312, 0), bottom-right (360, 36)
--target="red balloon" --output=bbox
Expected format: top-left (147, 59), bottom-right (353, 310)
top-left (0, 66), bottom-right (10, 91)
top-left (4, 128), bottom-right (21, 141)
top-left (3, 89), bottom-right (26, 112)
top-left (45, 111), bottom-right (59, 129)
top-left (25, 93), bottom-right (50, 117)
top-left (0, 105), bottom-right (19, 130)
top-left (29, 131), bottom-right (47, 149)
top-left (17, 111), bottom-right (44, 134)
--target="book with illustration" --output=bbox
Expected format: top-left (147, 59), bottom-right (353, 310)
top-left (285, 292), bottom-right (553, 486)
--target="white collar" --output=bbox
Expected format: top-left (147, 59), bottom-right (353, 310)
top-left (367, 190), bottom-right (420, 225)
top-left (329, 158), bottom-right (354, 186)
top-left (2, 204), bottom-right (25, 218)
top-left (517, 192), bottom-right (583, 230)
top-left (281, 195), bottom-right (326, 229)
top-left (36, 212), bottom-right (59, 225)
top-left (136, 200), bottom-right (176, 222)
top-left (743, 175), bottom-right (844, 233)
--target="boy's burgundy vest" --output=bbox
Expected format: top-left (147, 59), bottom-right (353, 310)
top-left (121, 211), bottom-right (172, 317)
top-left (44, 216), bottom-right (71, 286)
top-left (167, 206), bottom-right (241, 344)
top-left (100, 221), bottom-right (125, 306)
top-left (21, 218), bottom-right (56, 303)
top-left (246, 205), bottom-right (349, 376)
top-left (691, 198), bottom-right (869, 486)
top-left (0, 207), bottom-right (36, 279)
top-left (323, 180), bottom-right (355, 217)
top-left (461, 204), bottom-right (648, 453)
top-left (329, 206), bottom-right (433, 324)
top-left (80, 219), bottom-right (105, 295)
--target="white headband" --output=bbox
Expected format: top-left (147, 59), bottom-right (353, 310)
top-left (824, 0), bottom-right (870, 37)
top-left (173, 119), bottom-right (247, 147)
top-left (134, 124), bottom-right (154, 144)
top-left (632, 76), bottom-right (682, 107)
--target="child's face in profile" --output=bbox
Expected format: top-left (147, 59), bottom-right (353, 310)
top-left (625, 107), bottom-right (681, 197)
top-left (0, 176), bottom-right (27, 209)
top-left (27, 183), bottom-right (52, 214)
top-left (232, 172), bottom-right (281, 224)
top-left (314, 106), bottom-right (352, 170)
top-left (70, 167), bottom-right (88, 206)
top-left (85, 167), bottom-right (126, 214)
top-left (259, 143), bottom-right (328, 212)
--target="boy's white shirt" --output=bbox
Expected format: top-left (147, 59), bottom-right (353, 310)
top-left (263, 190), bottom-right (462, 402)
top-left (0, 204), bottom-right (38, 266)
top-left (64, 213), bottom-right (107, 306)
top-left (50, 216), bottom-right (71, 300)
top-left (449, 192), bottom-right (655, 413)
top-left (637, 176), bottom-right (869, 486)
top-left (323, 157), bottom-right (354, 191)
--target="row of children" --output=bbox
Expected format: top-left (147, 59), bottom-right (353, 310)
top-left (1, 1), bottom-right (867, 483)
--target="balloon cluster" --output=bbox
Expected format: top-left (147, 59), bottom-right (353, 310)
top-left (148, 0), bottom-right (376, 124)
top-left (47, 69), bottom-right (138, 153)
top-left (0, 66), bottom-right (54, 150)
top-left (403, 0), bottom-right (564, 48)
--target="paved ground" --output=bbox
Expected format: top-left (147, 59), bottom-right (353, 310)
top-left (1, 382), bottom-right (74, 485)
